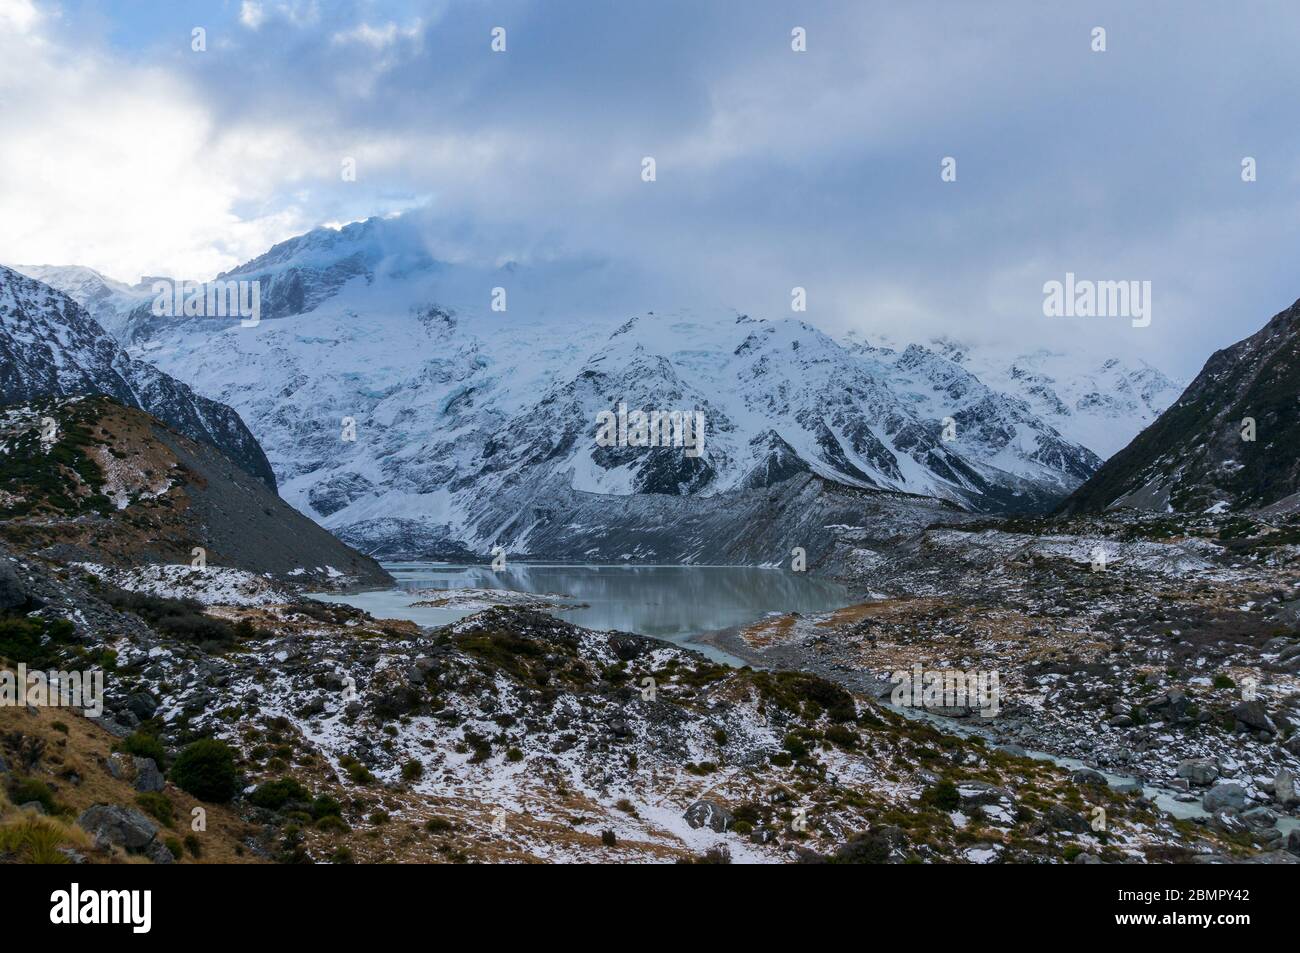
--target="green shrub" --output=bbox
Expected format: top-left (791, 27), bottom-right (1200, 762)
top-left (6, 777), bottom-right (59, 814)
top-left (424, 816), bottom-right (453, 833)
top-left (249, 778), bottom-right (309, 812)
top-left (135, 792), bottom-right (174, 826)
top-left (921, 779), bottom-right (961, 812)
top-left (183, 834), bottom-right (202, 858)
top-left (338, 755), bottom-right (373, 785)
top-left (169, 739), bottom-right (237, 803)
top-left (401, 760), bottom-right (423, 781)
top-left (103, 589), bottom-right (236, 646)
top-left (310, 794), bottom-right (342, 820)
top-left (0, 616), bottom-right (76, 668)
top-left (119, 731), bottom-right (167, 766)
top-left (164, 836), bottom-right (183, 859)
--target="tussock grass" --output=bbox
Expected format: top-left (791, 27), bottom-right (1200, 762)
top-left (0, 790), bottom-right (91, 863)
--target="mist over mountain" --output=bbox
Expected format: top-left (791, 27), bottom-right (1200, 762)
top-left (15, 215), bottom-right (1182, 561)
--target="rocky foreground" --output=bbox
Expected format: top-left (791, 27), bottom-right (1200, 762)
top-left (704, 508), bottom-right (1300, 859)
top-left (1, 538), bottom-right (1294, 864)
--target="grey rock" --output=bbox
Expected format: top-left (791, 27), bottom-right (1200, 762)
top-left (105, 751), bottom-right (134, 781)
top-left (85, 713), bottom-right (134, 738)
top-left (1240, 806), bottom-right (1278, 829)
top-left (1208, 810), bottom-right (1247, 835)
top-left (1229, 700), bottom-right (1276, 734)
top-left (1287, 829), bottom-right (1300, 856)
top-left (993, 744), bottom-right (1027, 757)
top-left (132, 757), bottom-right (164, 793)
top-left (1042, 804), bottom-right (1089, 834)
top-left (1071, 768), bottom-right (1109, 787)
top-left (76, 804), bottom-right (160, 852)
top-left (0, 559), bottom-right (36, 612)
top-left (17, 801), bottom-right (46, 814)
top-left (144, 840), bottom-right (175, 865)
top-left (1176, 758), bottom-right (1219, 786)
top-left (1202, 782), bottom-right (1248, 813)
top-left (124, 692), bottom-right (158, 721)
top-left (1274, 768), bottom-right (1296, 807)
top-left (684, 799), bottom-right (733, 833)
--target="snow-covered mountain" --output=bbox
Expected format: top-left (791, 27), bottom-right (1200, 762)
top-left (15, 264), bottom-right (154, 342)
top-left (900, 335), bottom-right (1183, 459)
top-left (0, 265), bottom-right (276, 490)
top-left (11, 215), bottom-right (1181, 561)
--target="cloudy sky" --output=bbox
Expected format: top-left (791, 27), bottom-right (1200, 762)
top-left (2, 0), bottom-right (1298, 375)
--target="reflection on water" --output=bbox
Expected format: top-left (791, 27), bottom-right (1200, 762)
top-left (315, 562), bottom-right (852, 662)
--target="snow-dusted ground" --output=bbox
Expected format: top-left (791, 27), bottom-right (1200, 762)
top-left (74, 562), bottom-right (293, 605)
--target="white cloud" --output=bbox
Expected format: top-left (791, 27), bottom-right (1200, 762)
top-left (239, 2), bottom-right (266, 30)
top-left (0, 13), bottom-right (318, 281)
top-left (0, 0), bottom-right (42, 34)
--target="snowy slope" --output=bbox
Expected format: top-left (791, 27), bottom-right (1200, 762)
top-left (0, 265), bottom-right (277, 489)
top-left (15, 264), bottom-right (154, 341)
top-left (917, 336), bottom-right (1183, 458)
top-left (8, 214), bottom-right (1182, 559)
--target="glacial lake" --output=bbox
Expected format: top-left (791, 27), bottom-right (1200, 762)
top-left (314, 562), bottom-right (853, 663)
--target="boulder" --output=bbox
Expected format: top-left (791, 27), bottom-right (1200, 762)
top-left (1240, 806), bottom-right (1278, 829)
top-left (144, 840), bottom-right (175, 865)
top-left (1176, 758), bottom-right (1219, 786)
top-left (132, 757), bottom-right (165, 793)
top-left (1071, 768), bottom-right (1109, 787)
top-left (684, 800), bottom-right (733, 833)
top-left (1274, 768), bottom-right (1296, 807)
top-left (1229, 700), bottom-right (1276, 734)
top-left (124, 692), bottom-right (158, 721)
top-left (1148, 689), bottom-right (1190, 718)
top-left (105, 752), bottom-right (134, 782)
top-left (76, 804), bottom-right (160, 852)
top-left (1041, 804), bottom-right (1089, 834)
top-left (1202, 782), bottom-right (1247, 813)
top-left (0, 559), bottom-right (37, 613)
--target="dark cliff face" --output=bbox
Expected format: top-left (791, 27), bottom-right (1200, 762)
top-left (1062, 298), bottom-right (1300, 515)
top-left (0, 265), bottom-right (277, 492)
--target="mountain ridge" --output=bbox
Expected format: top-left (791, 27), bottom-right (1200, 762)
top-left (0, 265), bottom-right (277, 490)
